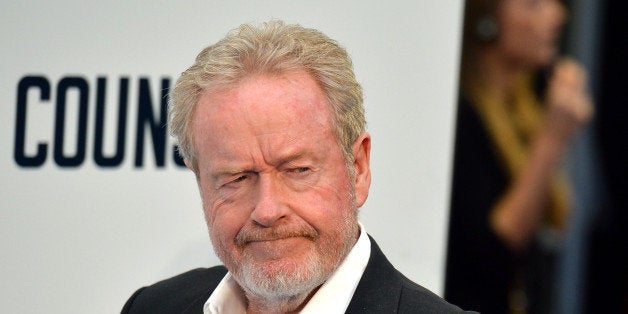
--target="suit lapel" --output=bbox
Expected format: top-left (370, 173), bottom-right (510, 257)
top-left (182, 267), bottom-right (228, 313)
top-left (345, 235), bottom-right (402, 313)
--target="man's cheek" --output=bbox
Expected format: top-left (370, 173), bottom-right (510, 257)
top-left (209, 213), bottom-right (241, 246)
top-left (210, 226), bottom-right (230, 253)
top-left (203, 193), bottom-right (233, 230)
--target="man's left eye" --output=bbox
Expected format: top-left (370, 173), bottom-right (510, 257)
top-left (287, 167), bottom-right (311, 175)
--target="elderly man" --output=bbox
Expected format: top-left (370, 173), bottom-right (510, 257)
top-left (122, 21), bottom-right (470, 313)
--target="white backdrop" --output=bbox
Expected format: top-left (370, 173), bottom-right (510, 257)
top-left (0, 1), bottom-right (463, 313)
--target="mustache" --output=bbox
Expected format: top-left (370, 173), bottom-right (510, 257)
top-left (235, 223), bottom-right (318, 247)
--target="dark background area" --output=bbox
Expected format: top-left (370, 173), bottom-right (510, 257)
top-left (586, 0), bottom-right (628, 312)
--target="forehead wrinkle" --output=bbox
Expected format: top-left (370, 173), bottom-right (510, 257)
top-left (195, 69), bottom-right (335, 174)
top-left (254, 117), bottom-right (332, 166)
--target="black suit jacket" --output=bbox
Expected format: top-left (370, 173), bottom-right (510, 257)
top-left (122, 236), bottom-right (472, 313)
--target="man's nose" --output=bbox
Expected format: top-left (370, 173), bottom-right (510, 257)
top-left (250, 174), bottom-right (289, 227)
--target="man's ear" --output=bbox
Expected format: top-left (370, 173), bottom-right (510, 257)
top-left (351, 132), bottom-right (371, 208)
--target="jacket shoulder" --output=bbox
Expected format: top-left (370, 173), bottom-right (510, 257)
top-left (399, 275), bottom-right (476, 313)
top-left (121, 266), bottom-right (228, 314)
top-left (346, 236), bottom-right (474, 313)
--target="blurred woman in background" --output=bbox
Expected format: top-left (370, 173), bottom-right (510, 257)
top-left (445, 0), bottom-right (593, 313)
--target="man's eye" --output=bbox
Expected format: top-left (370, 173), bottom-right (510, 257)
top-left (287, 167), bottom-right (311, 175)
top-left (233, 175), bottom-right (248, 183)
top-left (221, 173), bottom-right (251, 188)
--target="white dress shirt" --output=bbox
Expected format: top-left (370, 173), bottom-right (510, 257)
top-left (204, 223), bottom-right (371, 314)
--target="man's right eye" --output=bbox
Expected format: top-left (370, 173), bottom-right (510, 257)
top-left (225, 172), bottom-right (257, 187)
top-left (232, 175), bottom-right (248, 183)
top-left (216, 171), bottom-right (257, 190)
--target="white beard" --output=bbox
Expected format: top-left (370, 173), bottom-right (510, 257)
top-left (236, 247), bottom-right (327, 301)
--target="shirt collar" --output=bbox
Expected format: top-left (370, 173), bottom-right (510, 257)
top-left (204, 223), bottom-right (371, 314)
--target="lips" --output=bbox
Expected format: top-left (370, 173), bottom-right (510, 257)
top-left (235, 224), bottom-right (318, 247)
top-left (246, 235), bottom-right (306, 243)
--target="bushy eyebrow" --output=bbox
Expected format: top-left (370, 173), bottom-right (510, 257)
top-left (208, 168), bottom-right (251, 181)
top-left (275, 151), bottom-right (308, 166)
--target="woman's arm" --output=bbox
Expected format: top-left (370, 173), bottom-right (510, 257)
top-left (490, 59), bottom-right (594, 250)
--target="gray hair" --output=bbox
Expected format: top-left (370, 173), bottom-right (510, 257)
top-left (169, 20), bottom-right (365, 172)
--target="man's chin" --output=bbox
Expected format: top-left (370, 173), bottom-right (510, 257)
top-left (240, 251), bottom-right (318, 281)
top-left (234, 254), bottom-right (327, 300)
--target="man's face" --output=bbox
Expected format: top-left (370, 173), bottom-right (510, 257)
top-left (190, 69), bottom-right (371, 299)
